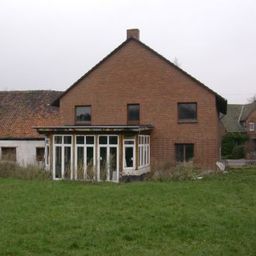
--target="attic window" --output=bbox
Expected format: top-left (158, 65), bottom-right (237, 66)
top-left (75, 106), bottom-right (91, 124)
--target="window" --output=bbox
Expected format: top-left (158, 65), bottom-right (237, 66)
top-left (249, 122), bottom-right (255, 131)
top-left (175, 144), bottom-right (194, 164)
top-left (1, 147), bottom-right (16, 162)
top-left (75, 106), bottom-right (91, 123)
top-left (127, 104), bottom-right (140, 124)
top-left (123, 139), bottom-right (136, 169)
top-left (178, 103), bottom-right (197, 122)
top-left (138, 135), bottom-right (150, 168)
top-left (53, 135), bottom-right (72, 180)
top-left (75, 135), bottom-right (96, 180)
top-left (36, 147), bottom-right (45, 162)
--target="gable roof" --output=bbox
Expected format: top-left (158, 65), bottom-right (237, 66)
top-left (0, 90), bottom-right (62, 139)
top-left (52, 37), bottom-right (227, 114)
top-left (221, 104), bottom-right (245, 133)
top-left (240, 101), bottom-right (256, 121)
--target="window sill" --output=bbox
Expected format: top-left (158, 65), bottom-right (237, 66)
top-left (178, 120), bottom-right (198, 124)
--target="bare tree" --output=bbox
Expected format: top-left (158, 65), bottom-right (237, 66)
top-left (248, 94), bottom-right (256, 103)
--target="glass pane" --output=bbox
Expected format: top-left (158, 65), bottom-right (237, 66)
top-left (99, 136), bottom-right (107, 144)
top-left (46, 146), bottom-right (49, 165)
top-left (64, 136), bottom-right (72, 144)
top-left (147, 145), bottom-right (150, 165)
top-left (36, 147), bottom-right (45, 162)
top-left (185, 144), bottom-right (194, 162)
top-left (143, 147), bottom-right (147, 166)
top-left (139, 146), bottom-right (142, 166)
top-left (100, 147), bottom-right (107, 180)
top-left (86, 136), bottom-right (94, 145)
top-left (64, 147), bottom-right (71, 179)
top-left (55, 146), bottom-right (62, 178)
top-left (175, 144), bottom-right (184, 162)
top-left (128, 104), bottom-right (140, 121)
top-left (125, 140), bottom-right (134, 145)
top-left (76, 106), bottom-right (91, 122)
top-left (178, 103), bottom-right (197, 120)
top-left (125, 147), bottom-right (134, 168)
top-left (86, 147), bottom-right (94, 180)
top-left (76, 136), bottom-right (84, 144)
top-left (110, 147), bottom-right (117, 181)
top-left (77, 147), bottom-right (84, 180)
top-left (109, 136), bottom-right (118, 145)
top-left (54, 136), bottom-right (62, 144)
top-left (86, 147), bottom-right (94, 166)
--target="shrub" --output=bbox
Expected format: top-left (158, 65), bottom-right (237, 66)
top-left (231, 145), bottom-right (245, 159)
top-left (222, 133), bottom-right (249, 159)
top-left (0, 161), bottom-right (51, 180)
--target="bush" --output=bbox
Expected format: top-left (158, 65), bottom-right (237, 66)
top-left (222, 133), bottom-right (249, 159)
top-left (0, 161), bottom-right (51, 180)
top-left (146, 161), bottom-right (204, 181)
top-left (231, 145), bottom-right (245, 159)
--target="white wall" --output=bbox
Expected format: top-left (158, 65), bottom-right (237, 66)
top-left (0, 140), bottom-right (45, 166)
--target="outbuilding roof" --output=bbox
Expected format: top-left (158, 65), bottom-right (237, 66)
top-left (0, 90), bottom-right (62, 139)
top-left (221, 102), bottom-right (256, 133)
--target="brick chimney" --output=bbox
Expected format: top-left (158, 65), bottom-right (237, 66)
top-left (127, 29), bottom-right (140, 40)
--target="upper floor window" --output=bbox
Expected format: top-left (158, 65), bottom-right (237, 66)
top-left (75, 106), bottom-right (91, 124)
top-left (249, 122), bottom-right (255, 131)
top-left (127, 104), bottom-right (140, 124)
top-left (178, 103), bottom-right (197, 122)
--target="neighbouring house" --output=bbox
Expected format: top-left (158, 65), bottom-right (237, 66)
top-left (221, 102), bottom-right (256, 159)
top-left (0, 90), bottom-right (62, 166)
top-left (35, 29), bottom-right (227, 182)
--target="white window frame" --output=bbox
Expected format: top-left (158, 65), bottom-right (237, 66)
top-left (123, 138), bottom-right (136, 170)
top-left (138, 135), bottom-right (150, 168)
top-left (45, 137), bottom-right (50, 170)
top-left (53, 135), bottom-right (73, 180)
top-left (249, 122), bottom-right (255, 131)
top-left (74, 135), bottom-right (96, 180)
top-left (97, 135), bottom-right (119, 182)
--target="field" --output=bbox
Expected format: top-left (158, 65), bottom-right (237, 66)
top-left (0, 169), bottom-right (256, 255)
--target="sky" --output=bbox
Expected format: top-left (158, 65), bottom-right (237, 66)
top-left (0, 0), bottom-right (255, 104)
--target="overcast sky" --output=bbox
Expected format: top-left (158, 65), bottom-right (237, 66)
top-left (0, 0), bottom-right (255, 103)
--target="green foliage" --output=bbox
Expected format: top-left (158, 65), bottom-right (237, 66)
top-left (1, 168), bottom-right (256, 255)
top-left (222, 132), bottom-right (249, 159)
top-left (231, 145), bottom-right (245, 159)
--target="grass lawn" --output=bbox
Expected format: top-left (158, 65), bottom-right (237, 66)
top-left (0, 169), bottom-right (256, 256)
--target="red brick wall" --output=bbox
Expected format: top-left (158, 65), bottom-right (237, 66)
top-left (60, 40), bottom-right (220, 169)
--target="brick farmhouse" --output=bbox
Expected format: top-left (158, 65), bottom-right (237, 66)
top-left (33, 29), bottom-right (227, 181)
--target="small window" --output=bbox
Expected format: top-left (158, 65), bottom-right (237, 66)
top-left (178, 103), bottom-right (197, 122)
top-left (175, 144), bottom-right (194, 164)
top-left (1, 147), bottom-right (16, 162)
top-left (36, 147), bottom-right (45, 162)
top-left (127, 104), bottom-right (140, 124)
top-left (75, 106), bottom-right (91, 123)
top-left (249, 122), bottom-right (255, 131)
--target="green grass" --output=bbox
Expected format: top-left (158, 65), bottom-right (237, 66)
top-left (0, 169), bottom-right (256, 256)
